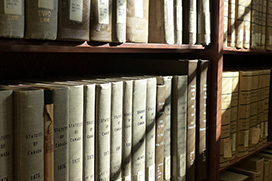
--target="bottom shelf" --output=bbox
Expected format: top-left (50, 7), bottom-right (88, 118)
top-left (220, 141), bottom-right (272, 172)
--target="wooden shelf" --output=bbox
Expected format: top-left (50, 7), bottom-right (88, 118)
top-left (219, 141), bottom-right (272, 172)
top-left (0, 39), bottom-right (206, 53)
top-left (223, 47), bottom-right (272, 54)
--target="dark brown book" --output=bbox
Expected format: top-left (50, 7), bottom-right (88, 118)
top-left (25, 0), bottom-right (58, 40)
top-left (155, 84), bottom-right (166, 181)
top-left (90, 0), bottom-right (112, 42)
top-left (196, 60), bottom-right (209, 180)
top-left (58, 0), bottom-right (90, 41)
top-left (0, 0), bottom-right (24, 38)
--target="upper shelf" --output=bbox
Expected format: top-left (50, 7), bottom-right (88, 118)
top-left (0, 39), bottom-right (206, 53)
top-left (223, 47), bottom-right (272, 54)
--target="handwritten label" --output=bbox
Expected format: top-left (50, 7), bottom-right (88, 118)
top-left (117, 0), bottom-right (126, 23)
top-left (167, 0), bottom-right (173, 26)
top-left (98, 0), bottom-right (109, 24)
top-left (179, 153), bottom-right (186, 177)
top-left (231, 133), bottom-right (236, 151)
top-left (176, 6), bottom-right (182, 30)
top-left (137, 170), bottom-right (144, 181)
top-left (223, 138), bottom-right (232, 158)
top-left (148, 164), bottom-right (155, 181)
top-left (4, 0), bottom-right (22, 15)
top-left (38, 0), bottom-right (54, 10)
top-left (244, 130), bottom-right (249, 148)
top-left (135, 0), bottom-right (143, 18)
top-left (251, 128), bottom-right (260, 144)
top-left (69, 0), bottom-right (83, 22)
top-left (164, 156), bottom-right (171, 179)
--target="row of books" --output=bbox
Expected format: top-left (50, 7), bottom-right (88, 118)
top-left (0, 0), bottom-right (211, 45)
top-left (220, 69), bottom-right (271, 168)
top-left (223, 0), bottom-right (272, 50)
top-left (0, 59), bottom-right (210, 181)
top-left (220, 148), bottom-right (272, 181)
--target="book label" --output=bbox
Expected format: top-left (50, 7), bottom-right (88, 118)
top-left (38, 0), bottom-right (54, 10)
top-left (137, 170), bottom-right (145, 181)
top-left (167, 0), bottom-right (173, 26)
top-left (148, 164), bottom-right (155, 181)
top-left (123, 175), bottom-right (131, 181)
top-left (261, 123), bottom-right (264, 138)
top-left (265, 122), bottom-right (268, 137)
top-left (69, 0), bottom-right (83, 22)
top-left (135, 0), bottom-right (143, 18)
top-left (176, 6), bottom-right (182, 30)
top-left (251, 128), bottom-right (260, 144)
top-left (189, 10), bottom-right (197, 33)
top-left (164, 156), bottom-right (171, 179)
top-left (117, 0), bottom-right (126, 24)
top-left (244, 130), bottom-right (249, 148)
top-left (98, 0), bottom-right (109, 24)
top-left (223, 138), bottom-right (232, 158)
top-left (4, 0), bottom-right (22, 15)
top-left (231, 133), bottom-right (236, 151)
top-left (178, 153), bottom-right (186, 177)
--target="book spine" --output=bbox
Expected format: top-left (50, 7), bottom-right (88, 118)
top-left (243, 0), bottom-right (251, 49)
top-left (197, 0), bottom-right (211, 45)
top-left (174, 0), bottom-right (182, 44)
top-left (0, 89), bottom-right (13, 181)
top-left (230, 72), bottom-right (239, 160)
top-left (161, 76), bottom-right (172, 181)
top-left (257, 70), bottom-right (264, 146)
top-left (220, 73), bottom-right (232, 167)
top-left (132, 79), bottom-right (147, 180)
top-left (0, 0), bottom-right (24, 38)
top-left (228, 0), bottom-right (236, 47)
top-left (262, 70), bottom-right (270, 143)
top-left (145, 78), bottom-right (156, 181)
top-left (58, 0), bottom-right (90, 41)
top-left (196, 60), bottom-right (209, 179)
top-left (224, 0), bottom-right (229, 47)
top-left (155, 85), bottom-right (166, 181)
top-left (53, 87), bottom-right (69, 181)
top-left (110, 81), bottom-right (123, 181)
top-left (14, 88), bottom-right (44, 181)
top-left (68, 85), bottom-right (84, 181)
top-left (148, 0), bottom-right (165, 43)
top-left (266, 0), bottom-right (272, 50)
top-left (256, 0), bottom-right (262, 48)
top-left (126, 0), bottom-right (149, 42)
top-left (95, 83), bottom-right (111, 181)
top-left (251, 0), bottom-right (258, 49)
top-left (164, 0), bottom-right (175, 44)
top-left (122, 80), bottom-right (133, 181)
top-left (261, 0), bottom-right (267, 49)
top-left (25, 0), bottom-right (58, 40)
top-left (44, 89), bottom-right (54, 181)
top-left (183, 0), bottom-right (197, 44)
top-left (112, 0), bottom-right (126, 42)
top-left (90, 0), bottom-right (112, 42)
top-left (186, 60), bottom-right (198, 181)
top-left (172, 75), bottom-right (187, 181)
top-left (83, 84), bottom-right (96, 181)
top-left (236, 0), bottom-right (245, 48)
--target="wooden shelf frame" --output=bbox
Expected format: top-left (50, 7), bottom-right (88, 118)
top-left (223, 47), bottom-right (272, 54)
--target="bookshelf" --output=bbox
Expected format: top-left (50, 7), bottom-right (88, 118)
top-left (1, 0), bottom-right (272, 180)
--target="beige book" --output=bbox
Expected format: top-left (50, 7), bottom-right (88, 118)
top-left (90, 0), bottom-right (112, 42)
top-left (126, 0), bottom-right (149, 42)
top-left (236, 157), bottom-right (264, 180)
top-left (164, 0), bottom-right (175, 44)
top-left (236, 0), bottom-right (246, 48)
top-left (230, 167), bottom-right (261, 181)
top-left (13, 87), bottom-right (44, 181)
top-left (266, 0), bottom-right (272, 50)
top-left (256, 0), bottom-right (262, 48)
top-left (228, 0), bottom-right (236, 47)
top-left (260, 0), bottom-right (267, 49)
top-left (58, 0), bottom-right (90, 41)
top-left (243, 0), bottom-right (251, 49)
top-left (256, 71), bottom-right (263, 146)
top-left (223, 0), bottom-right (229, 47)
top-left (220, 170), bottom-right (249, 181)
top-left (0, 89), bottom-right (13, 181)
top-left (183, 0), bottom-right (197, 44)
top-left (145, 77), bottom-right (157, 181)
top-left (261, 70), bottom-right (270, 144)
top-left (112, 0), bottom-right (126, 42)
top-left (197, 0), bottom-right (211, 45)
top-left (250, 0), bottom-right (259, 49)
top-left (122, 79), bottom-right (133, 181)
top-left (174, 0), bottom-right (182, 44)
top-left (256, 152), bottom-right (272, 180)
top-left (237, 71), bottom-right (252, 156)
top-left (171, 75), bottom-right (187, 181)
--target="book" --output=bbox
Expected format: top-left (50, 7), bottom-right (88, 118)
top-left (266, 0), bottom-right (272, 50)
top-left (260, 0), bottom-right (267, 49)
top-left (155, 84), bottom-right (166, 181)
top-left (250, 0), bottom-right (259, 49)
top-left (58, 0), bottom-right (90, 41)
top-left (90, 0), bottom-right (112, 42)
top-left (112, 0), bottom-right (126, 42)
top-left (164, 0), bottom-right (175, 44)
top-left (156, 76), bottom-right (173, 181)
top-left (95, 82), bottom-right (111, 180)
top-left (230, 167), bottom-right (261, 181)
top-left (243, 0), bottom-right (251, 49)
top-left (196, 60), bottom-right (209, 179)
top-left (43, 89), bottom-right (54, 181)
top-left (223, 0), bottom-right (229, 47)
top-left (174, 0), bottom-right (182, 44)
top-left (228, 0), bottom-right (236, 47)
top-left (236, 0), bottom-right (245, 48)
top-left (220, 72), bottom-right (232, 167)
top-left (197, 0), bottom-right (211, 45)
top-left (0, 0), bottom-right (24, 38)
top-left (122, 79), bottom-right (133, 181)
top-left (261, 69), bottom-right (270, 143)
top-left (25, 0), bottom-right (58, 40)
top-left (183, 0), bottom-right (197, 44)
top-left (236, 157), bottom-right (264, 181)
top-left (13, 87), bottom-right (44, 181)
top-left (145, 77), bottom-right (157, 181)
top-left (126, 0), bottom-right (149, 42)
top-left (148, 0), bottom-right (166, 43)
top-left (219, 170), bottom-right (249, 181)
top-left (0, 89), bottom-right (13, 181)
top-left (131, 78), bottom-right (147, 180)
top-left (171, 75), bottom-right (187, 181)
